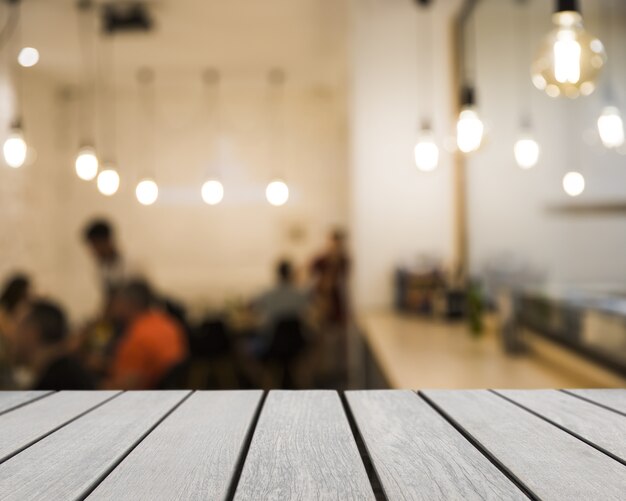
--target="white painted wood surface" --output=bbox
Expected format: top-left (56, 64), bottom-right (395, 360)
top-left (422, 390), bottom-right (626, 500)
top-left (0, 391), bottom-right (189, 501)
top-left (235, 391), bottom-right (375, 501)
top-left (0, 390), bottom-right (118, 463)
top-left (346, 390), bottom-right (526, 500)
top-left (0, 389), bottom-right (625, 500)
top-left (0, 391), bottom-right (51, 415)
top-left (565, 389), bottom-right (626, 415)
top-left (496, 389), bottom-right (626, 463)
top-left (88, 391), bottom-right (262, 501)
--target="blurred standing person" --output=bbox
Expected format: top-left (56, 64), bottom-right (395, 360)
top-left (105, 280), bottom-right (188, 390)
top-left (82, 219), bottom-right (137, 300)
top-left (14, 300), bottom-right (95, 390)
top-left (309, 229), bottom-right (350, 386)
top-left (81, 219), bottom-right (145, 374)
top-left (0, 274), bottom-right (32, 389)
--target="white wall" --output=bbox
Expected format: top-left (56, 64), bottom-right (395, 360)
top-left (349, 0), bottom-right (461, 309)
top-left (1, 74), bottom-right (348, 322)
top-left (468, 0), bottom-right (626, 285)
top-left (349, 0), bottom-right (626, 311)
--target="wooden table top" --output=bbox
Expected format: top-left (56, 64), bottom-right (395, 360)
top-left (0, 389), bottom-right (625, 500)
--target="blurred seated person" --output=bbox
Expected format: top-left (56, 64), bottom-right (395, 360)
top-left (251, 260), bottom-right (310, 355)
top-left (0, 274), bottom-right (32, 389)
top-left (15, 300), bottom-right (95, 390)
top-left (105, 280), bottom-right (188, 390)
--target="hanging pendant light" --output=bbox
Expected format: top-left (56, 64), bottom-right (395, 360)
top-left (266, 179), bottom-right (289, 206)
top-left (3, 121), bottom-right (27, 168)
top-left (17, 47), bottom-right (39, 68)
top-left (456, 86), bottom-right (484, 153)
top-left (134, 68), bottom-right (160, 206)
top-left (200, 69), bottom-right (225, 206)
top-left (513, 1), bottom-right (540, 170)
top-left (74, 1), bottom-right (99, 181)
top-left (201, 179), bottom-right (224, 205)
top-left (135, 178), bottom-right (158, 205)
top-left (75, 145), bottom-right (99, 180)
top-left (412, 2), bottom-right (438, 172)
top-left (597, 106), bottom-right (625, 149)
top-left (97, 164), bottom-right (120, 196)
top-left (266, 69), bottom-right (289, 206)
top-left (532, 0), bottom-right (606, 98)
top-left (514, 115), bottom-right (540, 169)
top-left (514, 135), bottom-right (540, 169)
top-left (414, 122), bottom-right (439, 172)
top-left (562, 171), bottom-right (585, 196)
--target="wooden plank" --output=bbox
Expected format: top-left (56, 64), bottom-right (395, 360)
top-left (0, 391), bottom-right (51, 415)
top-left (88, 390), bottom-right (263, 501)
top-left (496, 390), bottom-right (626, 463)
top-left (422, 390), bottom-right (626, 500)
top-left (0, 390), bottom-right (189, 501)
top-left (0, 390), bottom-right (119, 463)
top-left (346, 390), bottom-right (526, 500)
top-left (234, 390), bottom-right (374, 501)
top-left (565, 389), bottom-right (626, 415)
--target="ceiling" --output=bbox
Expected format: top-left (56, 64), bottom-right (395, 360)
top-left (9, 0), bottom-right (348, 88)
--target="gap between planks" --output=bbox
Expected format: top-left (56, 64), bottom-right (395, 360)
top-left (489, 389), bottom-right (626, 468)
top-left (224, 391), bottom-right (268, 501)
top-left (339, 391), bottom-right (388, 501)
top-left (76, 391), bottom-right (193, 501)
top-left (0, 391), bottom-right (122, 465)
top-left (416, 390), bottom-right (538, 501)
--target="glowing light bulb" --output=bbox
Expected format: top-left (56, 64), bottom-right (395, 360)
top-left (514, 136), bottom-right (540, 169)
top-left (597, 106), bottom-right (625, 149)
top-left (562, 171), bottom-right (585, 197)
top-left (456, 108), bottom-right (484, 153)
top-left (18, 47), bottom-right (39, 68)
top-left (3, 128), bottom-right (27, 168)
top-left (201, 180), bottom-right (224, 205)
top-left (532, 10), bottom-right (605, 98)
top-left (97, 167), bottom-right (120, 196)
top-left (414, 130), bottom-right (439, 172)
top-left (75, 146), bottom-right (99, 180)
top-left (266, 180), bottom-right (289, 206)
top-left (135, 179), bottom-right (158, 205)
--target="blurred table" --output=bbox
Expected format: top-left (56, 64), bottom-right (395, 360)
top-left (1, 390), bottom-right (626, 499)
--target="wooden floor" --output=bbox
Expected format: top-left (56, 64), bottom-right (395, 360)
top-left (1, 390), bottom-right (626, 499)
top-left (358, 311), bottom-right (626, 389)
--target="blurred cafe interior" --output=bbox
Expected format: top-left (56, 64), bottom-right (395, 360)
top-left (1, 0), bottom-right (626, 392)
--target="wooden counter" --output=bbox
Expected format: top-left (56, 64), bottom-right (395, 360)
top-left (357, 311), bottom-right (626, 389)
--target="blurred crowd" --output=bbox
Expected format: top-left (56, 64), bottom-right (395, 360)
top-left (0, 219), bottom-right (350, 391)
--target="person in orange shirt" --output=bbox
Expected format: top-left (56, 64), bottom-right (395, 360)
top-left (106, 280), bottom-right (188, 390)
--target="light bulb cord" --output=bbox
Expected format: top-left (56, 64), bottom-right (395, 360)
top-left (77, 1), bottom-right (97, 146)
top-left (267, 69), bottom-right (287, 180)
